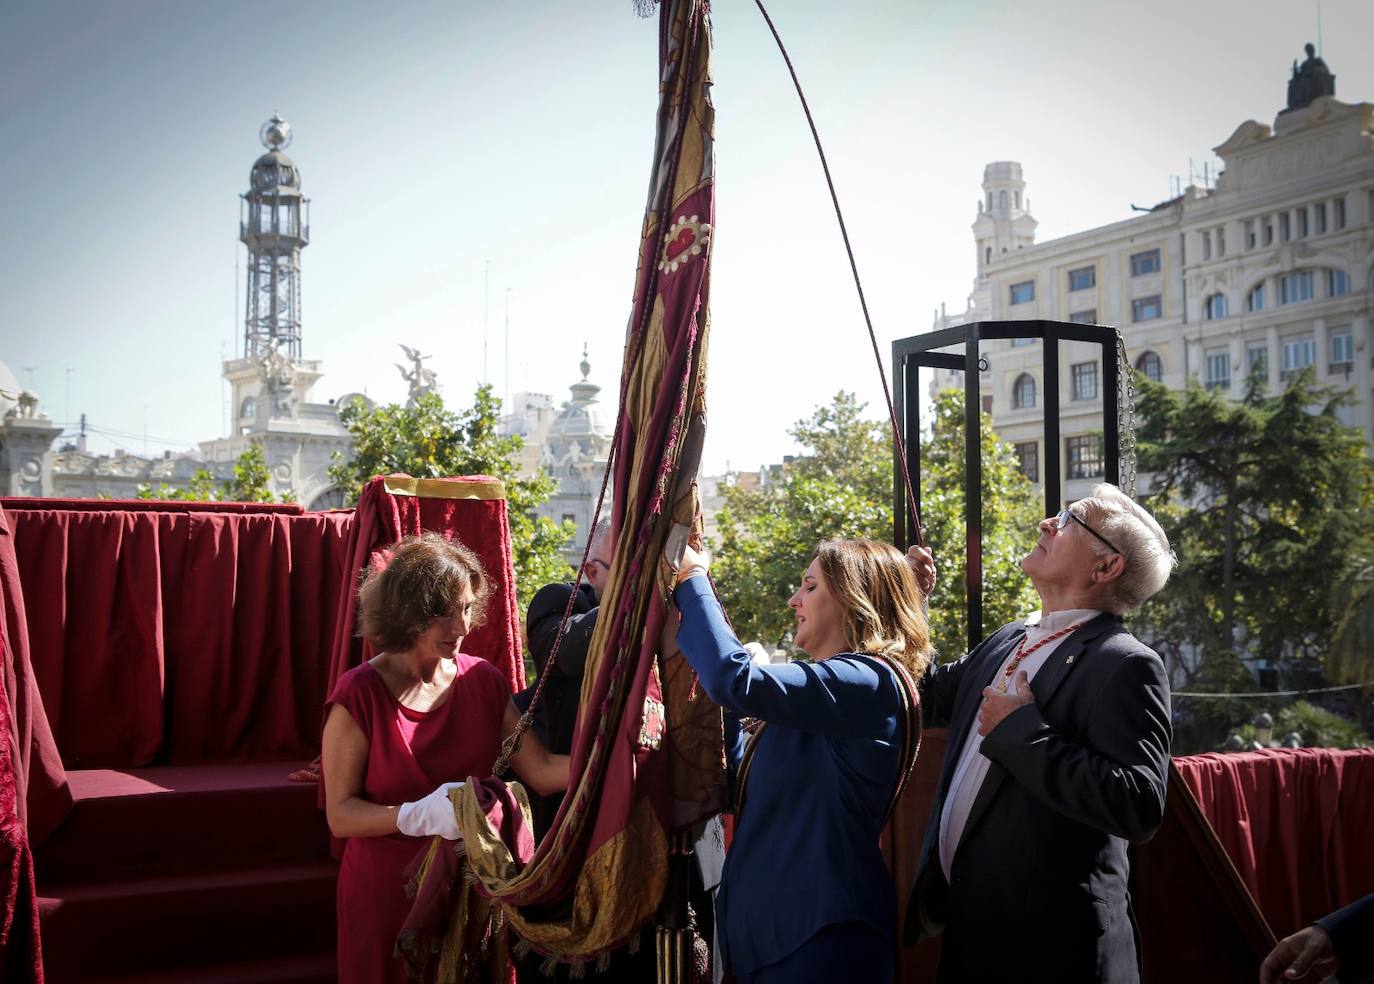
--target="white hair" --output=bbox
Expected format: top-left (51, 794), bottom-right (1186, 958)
top-left (1079, 483), bottom-right (1176, 613)
top-left (589, 515), bottom-right (613, 548)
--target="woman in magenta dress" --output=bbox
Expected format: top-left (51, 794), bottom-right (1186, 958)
top-left (322, 533), bottom-right (569, 984)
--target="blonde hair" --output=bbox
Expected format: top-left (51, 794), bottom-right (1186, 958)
top-left (814, 538), bottom-right (932, 682)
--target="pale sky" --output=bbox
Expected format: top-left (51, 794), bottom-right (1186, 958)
top-left (3, 0), bottom-right (1372, 475)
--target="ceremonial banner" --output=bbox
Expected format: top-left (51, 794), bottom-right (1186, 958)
top-left (410, 0), bottom-right (723, 972)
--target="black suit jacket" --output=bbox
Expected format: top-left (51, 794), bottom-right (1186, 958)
top-left (1317, 891), bottom-right (1374, 984)
top-left (906, 614), bottom-right (1172, 984)
top-left (513, 581), bottom-right (597, 838)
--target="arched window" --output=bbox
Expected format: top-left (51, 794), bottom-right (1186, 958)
top-left (308, 487), bottom-right (348, 511)
top-left (986, 192), bottom-right (993, 210)
top-left (985, 246), bottom-right (992, 264)
top-left (1012, 373), bottom-right (1036, 410)
top-left (999, 190), bottom-right (1008, 211)
top-left (1279, 270), bottom-right (1314, 305)
top-left (239, 396), bottom-right (257, 419)
top-left (1135, 350), bottom-right (1163, 383)
top-left (1204, 293), bottom-right (1229, 319)
top-left (1014, 191), bottom-right (1022, 209)
top-left (1247, 283), bottom-right (1266, 312)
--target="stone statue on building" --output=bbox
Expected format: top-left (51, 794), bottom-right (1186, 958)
top-left (396, 344), bottom-right (439, 407)
top-left (3, 390), bottom-right (43, 420)
top-left (259, 336), bottom-right (299, 418)
top-left (1286, 42), bottom-right (1335, 111)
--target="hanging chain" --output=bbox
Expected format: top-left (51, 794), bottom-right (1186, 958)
top-left (1115, 327), bottom-right (1138, 498)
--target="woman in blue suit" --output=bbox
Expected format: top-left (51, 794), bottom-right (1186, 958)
top-left (668, 537), bottom-right (933, 984)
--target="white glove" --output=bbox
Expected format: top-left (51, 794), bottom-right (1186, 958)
top-left (396, 781), bottom-right (465, 840)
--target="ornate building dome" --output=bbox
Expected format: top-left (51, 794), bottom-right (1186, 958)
top-left (250, 151), bottom-right (301, 193)
top-left (547, 349), bottom-right (611, 442)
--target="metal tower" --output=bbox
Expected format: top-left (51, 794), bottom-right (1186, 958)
top-left (240, 115), bottom-right (310, 360)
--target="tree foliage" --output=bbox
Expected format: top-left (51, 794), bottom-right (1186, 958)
top-left (710, 391), bottom-right (1041, 662)
top-left (1134, 370), bottom-right (1374, 671)
top-left (136, 444), bottom-right (285, 503)
top-left (328, 385), bottom-right (573, 609)
top-left (1133, 370), bottom-right (1374, 750)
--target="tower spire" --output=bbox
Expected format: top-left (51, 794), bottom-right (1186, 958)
top-left (240, 115), bottom-right (309, 360)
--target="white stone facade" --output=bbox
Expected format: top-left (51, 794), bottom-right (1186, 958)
top-left (930, 93), bottom-right (1374, 503)
top-left (0, 118), bottom-right (353, 508)
top-left (500, 354), bottom-right (612, 563)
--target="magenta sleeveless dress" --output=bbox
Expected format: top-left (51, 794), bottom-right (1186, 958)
top-left (327, 657), bottom-right (508, 984)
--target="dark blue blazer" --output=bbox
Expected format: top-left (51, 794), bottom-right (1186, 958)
top-left (906, 614), bottom-right (1171, 984)
top-left (674, 576), bottom-right (902, 975)
top-left (1317, 891), bottom-right (1374, 984)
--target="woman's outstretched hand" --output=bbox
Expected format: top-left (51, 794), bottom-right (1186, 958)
top-left (664, 523), bottom-right (711, 589)
top-left (907, 545), bottom-right (936, 597)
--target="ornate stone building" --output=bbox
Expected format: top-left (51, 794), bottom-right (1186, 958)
top-left (0, 116), bottom-right (354, 506)
top-left (930, 48), bottom-right (1374, 502)
top-left (500, 349), bottom-right (612, 562)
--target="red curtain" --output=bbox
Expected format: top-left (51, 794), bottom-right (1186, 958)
top-left (0, 505), bottom-right (70, 844)
top-left (1173, 748), bottom-right (1374, 937)
top-left (1, 503), bottom-right (55, 982)
top-left (3, 498), bottom-right (353, 767)
top-left (323, 475), bottom-right (524, 698)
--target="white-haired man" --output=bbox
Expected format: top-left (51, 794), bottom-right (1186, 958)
top-left (905, 483), bottom-right (1176, 984)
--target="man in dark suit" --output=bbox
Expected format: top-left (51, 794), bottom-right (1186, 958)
top-left (515, 517), bottom-right (613, 837)
top-left (1260, 892), bottom-right (1374, 984)
top-left (906, 483), bottom-right (1176, 984)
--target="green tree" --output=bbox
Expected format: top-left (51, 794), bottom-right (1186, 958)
top-left (229, 443), bottom-right (278, 503)
top-left (1328, 551), bottom-right (1374, 728)
top-left (136, 444), bottom-right (283, 503)
top-left (1136, 370), bottom-right (1374, 669)
top-left (710, 390), bottom-right (1040, 662)
top-left (328, 385), bottom-right (573, 609)
top-left (1134, 370), bottom-right (1374, 750)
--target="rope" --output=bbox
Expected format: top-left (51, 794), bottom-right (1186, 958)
top-left (1174, 683), bottom-right (1366, 699)
top-left (752, 0), bottom-right (924, 547)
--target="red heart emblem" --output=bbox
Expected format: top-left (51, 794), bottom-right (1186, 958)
top-left (665, 226), bottom-right (695, 260)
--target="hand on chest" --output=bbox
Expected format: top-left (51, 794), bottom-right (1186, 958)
top-left (969, 631), bottom-right (1097, 739)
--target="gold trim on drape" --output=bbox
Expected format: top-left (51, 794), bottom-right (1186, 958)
top-left (381, 476), bottom-right (507, 501)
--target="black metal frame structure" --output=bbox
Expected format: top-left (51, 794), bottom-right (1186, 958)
top-left (892, 320), bottom-right (1121, 647)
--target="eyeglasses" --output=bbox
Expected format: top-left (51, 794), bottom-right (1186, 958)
top-left (1055, 508), bottom-right (1123, 556)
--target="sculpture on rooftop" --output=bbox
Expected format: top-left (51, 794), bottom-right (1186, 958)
top-left (1286, 42), bottom-right (1335, 111)
top-left (396, 344), bottom-right (439, 408)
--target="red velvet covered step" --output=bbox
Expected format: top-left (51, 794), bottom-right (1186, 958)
top-left (34, 761), bottom-right (338, 983)
top-left (78, 950), bottom-right (336, 984)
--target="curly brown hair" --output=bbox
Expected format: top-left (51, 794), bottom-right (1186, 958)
top-left (356, 533), bottom-right (491, 653)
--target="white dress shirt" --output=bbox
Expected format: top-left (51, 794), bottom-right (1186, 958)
top-left (937, 608), bottom-right (1102, 881)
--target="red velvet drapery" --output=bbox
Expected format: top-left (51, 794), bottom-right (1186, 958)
top-left (322, 475), bottom-right (524, 698)
top-left (3, 497), bottom-right (353, 768)
top-left (1, 503), bottom-right (54, 982)
top-left (1173, 748), bottom-right (1374, 937)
